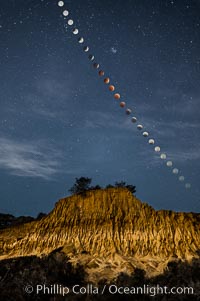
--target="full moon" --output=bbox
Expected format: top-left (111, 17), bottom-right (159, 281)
top-left (63, 10), bottom-right (69, 16)
top-left (166, 161), bottom-right (173, 167)
top-left (58, 1), bottom-right (64, 7)
top-left (160, 153), bottom-right (166, 159)
top-left (114, 93), bottom-right (120, 99)
top-left (155, 146), bottom-right (161, 152)
top-left (109, 85), bottom-right (115, 91)
top-left (172, 168), bottom-right (179, 174)
top-left (68, 19), bottom-right (74, 26)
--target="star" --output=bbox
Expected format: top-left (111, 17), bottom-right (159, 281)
top-left (110, 47), bottom-right (117, 54)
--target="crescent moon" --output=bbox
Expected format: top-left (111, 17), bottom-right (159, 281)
top-left (84, 46), bottom-right (89, 52)
top-left (73, 28), bottom-right (79, 35)
top-left (78, 37), bottom-right (84, 44)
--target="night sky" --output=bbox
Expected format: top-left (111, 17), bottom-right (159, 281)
top-left (0, 0), bottom-right (199, 216)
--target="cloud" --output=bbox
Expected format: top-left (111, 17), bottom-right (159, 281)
top-left (84, 111), bottom-right (133, 130)
top-left (84, 111), bottom-right (200, 166)
top-left (31, 105), bottom-right (62, 120)
top-left (137, 116), bottom-right (200, 138)
top-left (166, 147), bottom-right (200, 163)
top-left (142, 142), bottom-right (200, 167)
top-left (35, 78), bottom-right (72, 101)
top-left (0, 138), bottom-right (63, 180)
top-left (178, 96), bottom-right (200, 115)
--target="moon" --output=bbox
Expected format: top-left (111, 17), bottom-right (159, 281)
top-left (98, 70), bottom-right (104, 76)
top-left (63, 10), bottom-right (69, 16)
top-left (88, 54), bottom-right (94, 61)
top-left (160, 153), bottom-right (166, 159)
top-left (68, 19), bottom-right (74, 26)
top-left (114, 93), bottom-right (120, 100)
top-left (83, 46), bottom-right (89, 52)
top-left (78, 37), bottom-right (84, 43)
top-left (126, 109), bottom-right (132, 115)
top-left (148, 139), bottom-right (155, 145)
top-left (172, 168), bottom-right (179, 174)
top-left (137, 124), bottom-right (143, 130)
top-left (131, 117), bottom-right (137, 123)
top-left (166, 161), bottom-right (173, 167)
top-left (109, 85), bottom-right (115, 91)
top-left (58, 1), bottom-right (64, 7)
top-left (93, 63), bottom-right (100, 69)
top-left (179, 176), bottom-right (185, 181)
top-left (143, 131), bottom-right (149, 137)
top-left (120, 102), bottom-right (126, 108)
top-left (104, 78), bottom-right (110, 84)
top-left (73, 28), bottom-right (79, 35)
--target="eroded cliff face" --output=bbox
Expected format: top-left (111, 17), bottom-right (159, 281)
top-left (0, 188), bottom-right (199, 279)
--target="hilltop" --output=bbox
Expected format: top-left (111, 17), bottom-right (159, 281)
top-left (0, 188), bottom-right (199, 283)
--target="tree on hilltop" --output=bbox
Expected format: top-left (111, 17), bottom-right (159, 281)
top-left (90, 185), bottom-right (102, 190)
top-left (69, 177), bottom-right (92, 195)
top-left (115, 181), bottom-right (136, 194)
top-left (115, 181), bottom-right (126, 187)
top-left (106, 184), bottom-right (114, 188)
top-left (126, 184), bottom-right (136, 194)
top-left (68, 178), bottom-right (136, 196)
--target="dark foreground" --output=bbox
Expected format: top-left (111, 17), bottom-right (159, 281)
top-left (0, 249), bottom-right (199, 301)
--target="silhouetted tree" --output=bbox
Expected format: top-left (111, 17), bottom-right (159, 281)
top-left (69, 177), bottom-right (92, 195)
top-left (106, 184), bottom-right (114, 188)
top-left (114, 182), bottom-right (136, 195)
top-left (90, 185), bottom-right (102, 190)
top-left (126, 184), bottom-right (136, 194)
top-left (115, 181), bottom-right (126, 187)
top-left (36, 213), bottom-right (47, 220)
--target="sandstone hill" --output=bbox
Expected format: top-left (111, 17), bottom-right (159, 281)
top-left (0, 188), bottom-right (199, 282)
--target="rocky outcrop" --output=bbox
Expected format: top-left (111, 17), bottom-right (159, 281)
top-left (0, 188), bottom-right (199, 279)
top-left (0, 213), bottom-right (35, 230)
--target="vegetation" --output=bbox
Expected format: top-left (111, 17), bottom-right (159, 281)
top-left (99, 259), bottom-right (200, 300)
top-left (69, 178), bottom-right (136, 196)
top-left (115, 181), bottom-right (136, 194)
top-left (90, 185), bottom-right (102, 190)
top-left (114, 181), bottom-right (127, 187)
top-left (106, 184), bottom-right (114, 188)
top-left (125, 184), bottom-right (136, 194)
top-left (0, 250), bottom-right (86, 301)
top-left (68, 177), bottom-right (92, 195)
top-left (1, 255), bottom-right (199, 301)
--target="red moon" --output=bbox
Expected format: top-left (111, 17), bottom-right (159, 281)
top-left (120, 102), bottom-right (126, 108)
top-left (98, 70), bottom-right (104, 76)
top-left (114, 93), bottom-right (120, 99)
top-left (109, 85), bottom-right (115, 91)
top-left (104, 78), bottom-right (110, 84)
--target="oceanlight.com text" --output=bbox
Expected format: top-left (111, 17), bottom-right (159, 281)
top-left (24, 283), bottom-right (194, 297)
